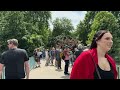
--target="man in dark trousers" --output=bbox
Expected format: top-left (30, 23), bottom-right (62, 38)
top-left (0, 39), bottom-right (29, 79)
top-left (74, 45), bottom-right (83, 62)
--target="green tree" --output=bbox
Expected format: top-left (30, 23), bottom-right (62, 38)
top-left (87, 11), bottom-right (120, 61)
top-left (47, 17), bottom-right (74, 48)
top-left (0, 11), bottom-right (26, 51)
top-left (76, 11), bottom-right (99, 45)
top-left (0, 11), bottom-right (51, 56)
top-left (52, 17), bottom-right (74, 37)
top-left (21, 11), bottom-right (51, 55)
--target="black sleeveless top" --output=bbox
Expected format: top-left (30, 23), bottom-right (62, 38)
top-left (94, 61), bottom-right (114, 79)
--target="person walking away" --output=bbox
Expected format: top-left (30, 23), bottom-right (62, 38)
top-left (69, 49), bottom-right (74, 67)
top-left (0, 39), bottom-right (29, 79)
top-left (63, 45), bottom-right (70, 75)
top-left (36, 48), bottom-right (42, 67)
top-left (55, 47), bottom-right (62, 69)
top-left (45, 49), bottom-right (50, 66)
top-left (33, 49), bottom-right (38, 62)
top-left (74, 46), bottom-right (83, 62)
top-left (50, 47), bottom-right (56, 66)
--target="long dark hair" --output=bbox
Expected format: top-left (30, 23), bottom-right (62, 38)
top-left (90, 30), bottom-right (110, 49)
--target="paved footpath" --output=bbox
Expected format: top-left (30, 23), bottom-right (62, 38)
top-left (29, 59), bottom-right (72, 79)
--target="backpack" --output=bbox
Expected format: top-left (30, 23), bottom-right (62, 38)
top-left (62, 54), bottom-right (65, 60)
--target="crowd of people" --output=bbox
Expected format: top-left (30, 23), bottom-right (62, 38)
top-left (0, 30), bottom-right (118, 79)
top-left (33, 41), bottom-right (84, 75)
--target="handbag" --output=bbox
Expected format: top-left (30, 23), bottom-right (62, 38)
top-left (88, 51), bottom-right (101, 79)
top-left (62, 55), bottom-right (65, 60)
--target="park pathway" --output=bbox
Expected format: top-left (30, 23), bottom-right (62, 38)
top-left (29, 59), bottom-right (72, 79)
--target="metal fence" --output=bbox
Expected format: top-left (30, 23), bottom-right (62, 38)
top-left (117, 65), bottom-right (120, 79)
top-left (29, 57), bottom-right (37, 71)
top-left (1, 56), bottom-right (36, 79)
